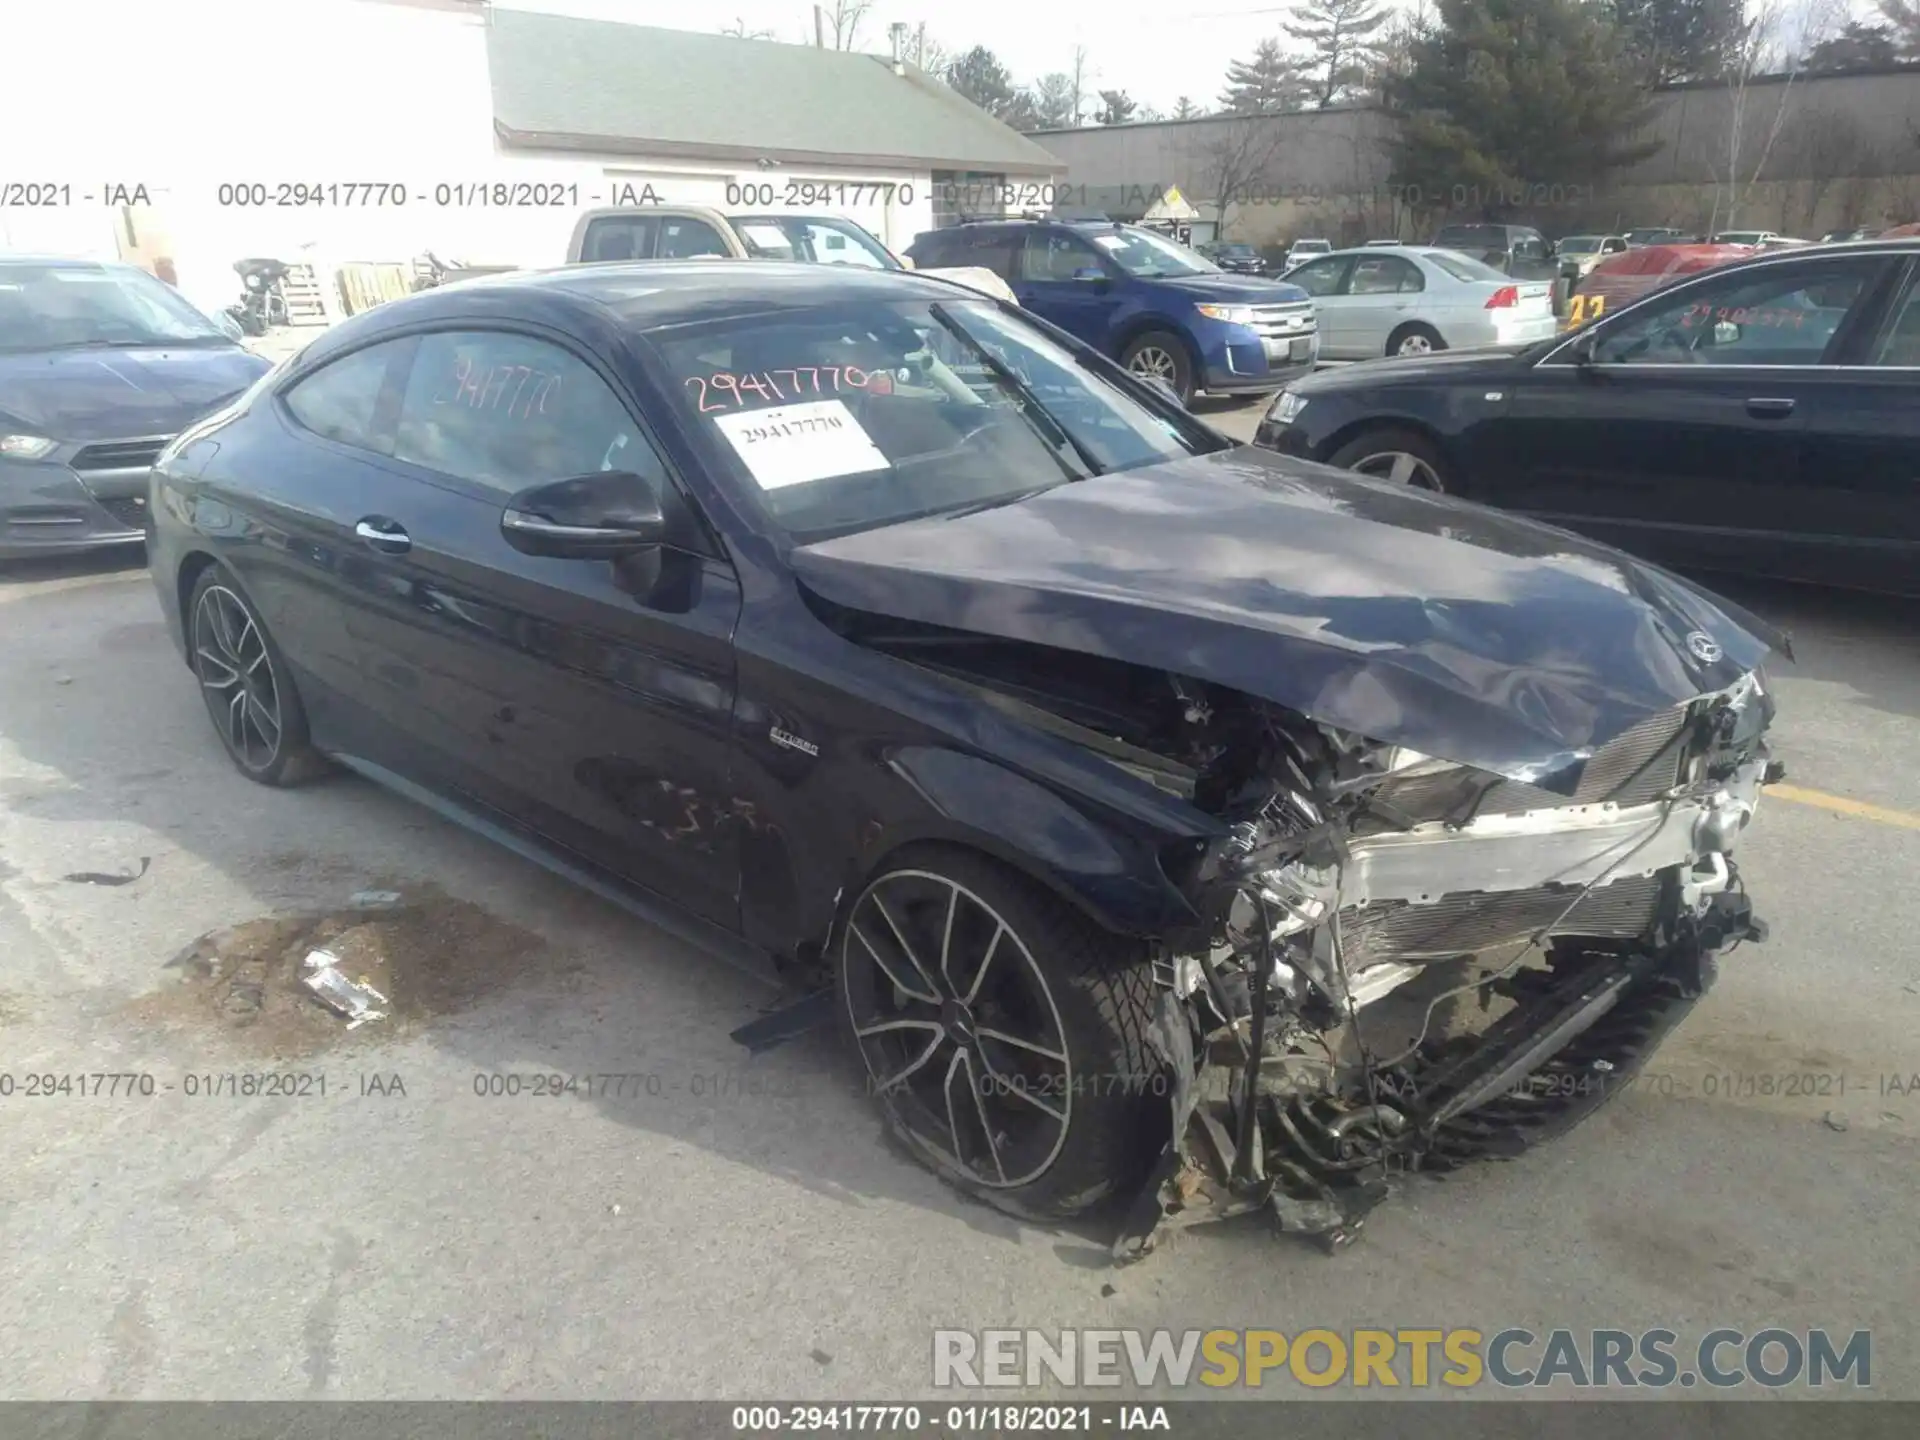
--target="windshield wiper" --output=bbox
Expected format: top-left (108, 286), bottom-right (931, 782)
top-left (927, 303), bottom-right (1105, 481)
top-left (940, 482), bottom-right (1063, 520)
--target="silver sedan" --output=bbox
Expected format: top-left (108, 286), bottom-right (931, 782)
top-left (1279, 245), bottom-right (1558, 359)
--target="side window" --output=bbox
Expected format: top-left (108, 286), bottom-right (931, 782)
top-left (1590, 261), bottom-right (1879, 366)
top-left (1350, 256), bottom-right (1423, 295)
top-left (1605, 238), bottom-right (1628, 254)
top-left (581, 217), bottom-right (654, 262)
top-left (1512, 235), bottom-right (1546, 262)
top-left (1871, 280), bottom-right (1920, 366)
top-left (393, 331), bottom-right (655, 493)
top-left (281, 343), bottom-right (404, 454)
top-left (794, 221), bottom-right (890, 269)
top-left (957, 230), bottom-right (1020, 279)
top-left (1018, 231), bottom-right (1102, 282)
top-left (1287, 256), bottom-right (1352, 297)
top-left (658, 218), bottom-right (730, 259)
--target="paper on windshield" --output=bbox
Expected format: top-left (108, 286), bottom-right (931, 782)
top-left (736, 223), bottom-right (792, 250)
top-left (710, 399), bottom-right (890, 490)
top-left (1090, 234), bottom-right (1127, 251)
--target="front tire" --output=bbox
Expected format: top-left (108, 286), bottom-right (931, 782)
top-left (1121, 330), bottom-right (1195, 405)
top-left (187, 565), bottom-right (328, 787)
top-left (836, 848), bottom-right (1164, 1218)
top-left (1326, 427), bottom-right (1454, 492)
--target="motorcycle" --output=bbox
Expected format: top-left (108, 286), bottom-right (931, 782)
top-left (227, 258), bottom-right (291, 337)
top-left (411, 251), bottom-right (465, 292)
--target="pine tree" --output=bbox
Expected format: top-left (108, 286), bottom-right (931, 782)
top-left (1386, 0), bottom-right (1662, 211)
top-left (1284, 0), bottom-right (1391, 107)
top-left (947, 46), bottom-right (1017, 117)
top-left (1096, 89), bottom-right (1139, 124)
top-left (1172, 96), bottom-right (1203, 120)
top-left (1219, 38), bottom-right (1310, 114)
top-left (1609, 0), bottom-right (1749, 83)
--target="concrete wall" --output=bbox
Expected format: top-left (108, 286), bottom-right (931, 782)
top-left (1031, 67), bottom-right (1920, 245)
top-left (0, 0), bottom-right (936, 321)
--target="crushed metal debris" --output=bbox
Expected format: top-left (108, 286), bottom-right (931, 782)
top-left (302, 949), bottom-right (390, 1027)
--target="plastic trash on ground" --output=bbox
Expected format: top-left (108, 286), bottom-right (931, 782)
top-left (301, 948), bottom-right (389, 1028)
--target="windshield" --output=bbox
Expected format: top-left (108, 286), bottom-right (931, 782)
top-left (1424, 249), bottom-right (1511, 283)
top-left (1558, 236), bottom-right (1601, 254)
top-left (651, 297), bottom-right (1220, 541)
top-left (1078, 226), bottom-right (1218, 278)
top-left (728, 215), bottom-right (900, 270)
top-left (1215, 244), bottom-right (1257, 257)
top-left (0, 262), bottom-right (230, 352)
top-left (1292, 240), bottom-right (1331, 252)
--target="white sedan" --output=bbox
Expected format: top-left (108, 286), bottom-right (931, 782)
top-left (1278, 245), bottom-right (1558, 359)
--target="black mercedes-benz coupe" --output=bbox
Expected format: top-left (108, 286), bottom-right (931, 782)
top-left (151, 262), bottom-right (1782, 1255)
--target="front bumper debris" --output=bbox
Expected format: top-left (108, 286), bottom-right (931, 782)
top-left (1113, 885), bottom-right (1768, 1261)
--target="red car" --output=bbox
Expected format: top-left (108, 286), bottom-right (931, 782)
top-left (1567, 243), bottom-right (1753, 325)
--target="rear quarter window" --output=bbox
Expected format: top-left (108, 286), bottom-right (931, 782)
top-left (281, 343), bottom-right (404, 454)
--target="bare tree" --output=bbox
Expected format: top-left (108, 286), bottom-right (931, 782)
top-left (721, 17), bottom-right (775, 39)
top-left (1069, 46), bottom-right (1093, 128)
top-left (1781, 105), bottom-right (1873, 231)
top-left (1704, 0), bottom-right (1804, 235)
top-left (1194, 115), bottom-right (1287, 236)
top-left (823, 0), bottom-right (872, 50)
top-left (903, 22), bottom-right (947, 75)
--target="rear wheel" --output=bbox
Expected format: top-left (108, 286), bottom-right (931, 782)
top-left (187, 565), bottom-right (328, 787)
top-left (1326, 427), bottom-right (1454, 493)
top-left (1386, 322), bottom-right (1445, 357)
top-left (837, 848), bottom-right (1164, 1218)
top-left (1121, 330), bottom-right (1195, 404)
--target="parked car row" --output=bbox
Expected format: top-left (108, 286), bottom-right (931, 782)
top-left (1255, 237), bottom-right (1920, 598)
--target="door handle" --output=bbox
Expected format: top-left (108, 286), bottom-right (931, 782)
top-left (355, 517), bottom-right (412, 553)
top-left (1745, 396), bottom-right (1796, 418)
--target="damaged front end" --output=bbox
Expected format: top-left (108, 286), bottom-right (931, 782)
top-left (1116, 669), bottom-right (1778, 1259)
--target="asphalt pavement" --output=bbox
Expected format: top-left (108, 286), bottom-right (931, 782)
top-left (2, 407), bottom-right (1917, 1401)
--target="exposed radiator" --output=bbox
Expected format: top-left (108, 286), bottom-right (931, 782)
top-left (1341, 872), bottom-right (1664, 964)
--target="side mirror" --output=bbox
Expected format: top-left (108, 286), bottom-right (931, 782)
top-left (502, 471), bottom-right (667, 558)
top-left (1070, 266), bottom-right (1108, 284)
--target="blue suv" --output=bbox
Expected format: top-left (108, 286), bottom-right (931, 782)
top-left (905, 219), bottom-right (1318, 404)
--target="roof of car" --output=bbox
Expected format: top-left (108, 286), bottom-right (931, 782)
top-left (0, 254), bottom-right (134, 268)
top-left (299, 262), bottom-right (971, 361)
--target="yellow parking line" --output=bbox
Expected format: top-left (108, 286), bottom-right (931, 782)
top-left (1769, 784), bottom-right (1920, 831)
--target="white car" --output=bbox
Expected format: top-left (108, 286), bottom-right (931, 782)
top-left (1280, 245), bottom-right (1558, 359)
top-left (1554, 233), bottom-right (1629, 279)
top-left (1284, 238), bottom-right (1333, 269)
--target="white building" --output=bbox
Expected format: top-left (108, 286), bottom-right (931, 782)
top-left (1, 0), bottom-right (1061, 321)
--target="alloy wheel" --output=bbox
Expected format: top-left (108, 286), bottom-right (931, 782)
top-left (1395, 332), bottom-right (1435, 355)
top-left (192, 584), bottom-right (283, 771)
top-left (842, 870), bottom-right (1072, 1188)
top-left (1352, 450), bottom-right (1444, 490)
top-left (1127, 345), bottom-right (1180, 384)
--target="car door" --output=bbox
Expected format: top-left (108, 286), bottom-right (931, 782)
top-left (353, 326), bottom-right (744, 927)
top-left (1344, 253), bottom-right (1425, 356)
top-left (1485, 253), bottom-right (1894, 572)
top-left (1284, 254), bottom-right (1357, 357)
top-left (1787, 255), bottom-right (1920, 592)
top-left (1013, 229), bottom-right (1118, 345)
top-left (216, 336), bottom-right (422, 749)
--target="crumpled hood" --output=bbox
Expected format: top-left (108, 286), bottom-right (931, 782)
top-left (791, 447), bottom-right (1787, 793)
top-left (0, 345), bottom-right (269, 440)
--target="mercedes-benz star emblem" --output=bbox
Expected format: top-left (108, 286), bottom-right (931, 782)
top-left (1686, 631), bottom-right (1723, 664)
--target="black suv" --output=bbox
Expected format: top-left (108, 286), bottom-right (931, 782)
top-left (1429, 223), bottom-right (1558, 279)
top-left (906, 219), bottom-right (1316, 403)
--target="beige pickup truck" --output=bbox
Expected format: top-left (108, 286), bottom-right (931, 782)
top-left (564, 206), bottom-right (1017, 303)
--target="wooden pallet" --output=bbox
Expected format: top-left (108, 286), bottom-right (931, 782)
top-left (281, 263), bottom-right (329, 326)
